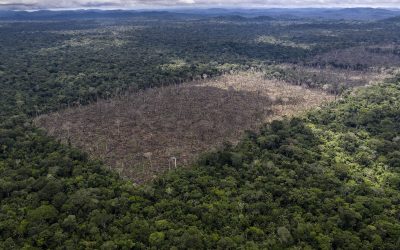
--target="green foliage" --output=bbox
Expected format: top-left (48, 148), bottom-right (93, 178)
top-left (1, 16), bottom-right (400, 249)
top-left (1, 82), bottom-right (400, 248)
top-left (2, 17), bottom-right (400, 118)
top-left (149, 232), bottom-right (165, 247)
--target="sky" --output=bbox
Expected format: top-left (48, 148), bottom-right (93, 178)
top-left (1, 0), bottom-right (400, 10)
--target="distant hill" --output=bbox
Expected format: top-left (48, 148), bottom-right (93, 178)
top-left (179, 7), bottom-right (400, 21)
top-left (0, 9), bottom-right (199, 20)
top-left (0, 8), bottom-right (399, 21)
top-left (212, 15), bottom-right (274, 22)
top-left (315, 8), bottom-right (400, 20)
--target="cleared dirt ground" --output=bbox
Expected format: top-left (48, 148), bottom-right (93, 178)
top-left (35, 72), bottom-right (334, 183)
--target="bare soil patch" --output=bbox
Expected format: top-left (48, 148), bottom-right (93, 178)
top-left (35, 72), bottom-right (334, 183)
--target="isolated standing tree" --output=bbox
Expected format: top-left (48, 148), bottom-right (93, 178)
top-left (115, 119), bottom-right (121, 135)
top-left (169, 157), bottom-right (177, 170)
top-left (144, 152), bottom-right (153, 172)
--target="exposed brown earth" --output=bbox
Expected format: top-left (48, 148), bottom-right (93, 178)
top-left (34, 72), bottom-right (335, 183)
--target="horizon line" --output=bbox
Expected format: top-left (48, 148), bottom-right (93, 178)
top-left (3, 6), bottom-right (400, 12)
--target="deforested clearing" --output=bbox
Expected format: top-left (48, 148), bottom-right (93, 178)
top-left (34, 72), bottom-right (334, 183)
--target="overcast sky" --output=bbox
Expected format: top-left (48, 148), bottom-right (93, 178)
top-left (1, 0), bottom-right (400, 10)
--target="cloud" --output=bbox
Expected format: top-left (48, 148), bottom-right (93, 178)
top-left (1, 0), bottom-right (400, 10)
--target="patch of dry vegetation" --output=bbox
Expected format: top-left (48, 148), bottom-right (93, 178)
top-left (311, 46), bottom-right (400, 69)
top-left (268, 64), bottom-right (395, 92)
top-left (34, 72), bottom-right (334, 183)
top-left (255, 35), bottom-right (313, 49)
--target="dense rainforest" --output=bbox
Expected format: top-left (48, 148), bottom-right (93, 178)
top-left (2, 15), bottom-right (400, 117)
top-left (1, 11), bottom-right (400, 249)
top-left (2, 79), bottom-right (400, 249)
